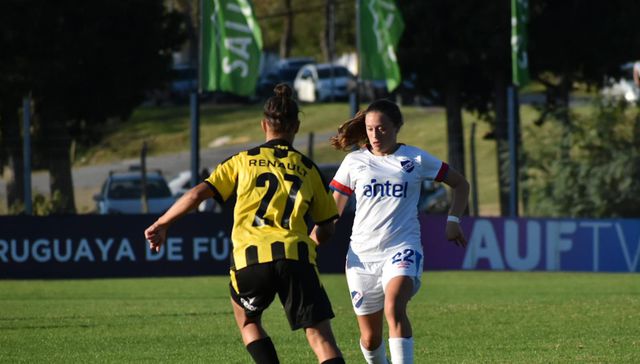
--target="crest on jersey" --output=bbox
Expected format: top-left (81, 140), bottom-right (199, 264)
top-left (351, 290), bottom-right (364, 308)
top-left (400, 159), bottom-right (415, 173)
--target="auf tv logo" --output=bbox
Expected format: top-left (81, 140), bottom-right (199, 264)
top-left (462, 219), bottom-right (640, 272)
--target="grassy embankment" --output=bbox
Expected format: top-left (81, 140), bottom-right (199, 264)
top-left (78, 101), bottom-right (544, 215)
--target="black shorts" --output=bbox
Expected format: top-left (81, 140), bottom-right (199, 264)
top-left (229, 259), bottom-right (335, 330)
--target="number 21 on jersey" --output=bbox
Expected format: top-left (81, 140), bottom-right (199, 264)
top-left (252, 172), bottom-right (302, 230)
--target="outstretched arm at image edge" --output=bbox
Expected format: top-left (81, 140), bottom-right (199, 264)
top-left (144, 183), bottom-right (215, 252)
top-left (442, 168), bottom-right (470, 247)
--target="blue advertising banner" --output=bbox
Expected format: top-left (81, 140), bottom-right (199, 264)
top-left (0, 214), bottom-right (234, 278)
top-left (1, 214), bottom-right (638, 278)
top-left (421, 216), bottom-right (640, 273)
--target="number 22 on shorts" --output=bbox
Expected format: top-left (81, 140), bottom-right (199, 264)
top-left (391, 249), bottom-right (416, 266)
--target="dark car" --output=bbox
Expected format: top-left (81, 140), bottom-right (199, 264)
top-left (146, 64), bottom-right (198, 105)
top-left (257, 57), bottom-right (315, 97)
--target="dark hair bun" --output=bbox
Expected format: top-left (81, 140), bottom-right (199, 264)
top-left (273, 83), bottom-right (292, 98)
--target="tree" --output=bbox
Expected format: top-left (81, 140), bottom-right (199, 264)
top-left (397, 0), bottom-right (502, 189)
top-left (524, 101), bottom-right (640, 217)
top-left (254, 0), bottom-right (354, 61)
top-left (529, 0), bottom-right (640, 127)
top-left (398, 0), bottom-right (640, 216)
top-left (279, 0), bottom-right (294, 58)
top-left (321, 0), bottom-right (337, 63)
top-left (521, 0), bottom-right (640, 216)
top-left (167, 0), bottom-right (199, 66)
top-left (0, 0), bottom-right (35, 209)
top-left (1, 0), bottom-right (186, 213)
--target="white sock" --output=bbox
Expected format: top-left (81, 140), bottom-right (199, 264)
top-left (389, 337), bottom-right (414, 364)
top-left (360, 340), bottom-right (389, 364)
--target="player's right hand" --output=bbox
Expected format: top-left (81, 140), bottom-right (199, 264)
top-left (446, 221), bottom-right (467, 248)
top-left (144, 222), bottom-right (167, 252)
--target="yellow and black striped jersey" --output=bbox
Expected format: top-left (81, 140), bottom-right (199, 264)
top-left (205, 139), bottom-right (338, 270)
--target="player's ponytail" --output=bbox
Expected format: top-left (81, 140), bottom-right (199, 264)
top-left (330, 111), bottom-right (367, 151)
top-left (330, 99), bottom-right (403, 151)
top-left (263, 83), bottom-right (300, 134)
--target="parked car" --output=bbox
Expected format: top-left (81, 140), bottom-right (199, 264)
top-left (358, 74), bottom-right (440, 106)
top-left (145, 64), bottom-right (198, 105)
top-left (317, 163), bottom-right (449, 214)
top-left (94, 169), bottom-right (176, 214)
top-left (293, 63), bottom-right (355, 102)
top-left (168, 64), bottom-right (198, 102)
top-left (277, 57), bottom-right (315, 70)
top-left (167, 169), bottom-right (218, 212)
top-left (257, 57), bottom-right (315, 97)
top-left (601, 62), bottom-right (639, 104)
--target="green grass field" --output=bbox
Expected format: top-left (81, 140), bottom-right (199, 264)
top-left (2, 272), bottom-right (638, 363)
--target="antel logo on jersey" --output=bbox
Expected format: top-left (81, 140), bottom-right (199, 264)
top-left (362, 179), bottom-right (408, 198)
top-left (400, 159), bottom-right (415, 173)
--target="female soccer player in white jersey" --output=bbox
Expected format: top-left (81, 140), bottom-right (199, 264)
top-left (318, 99), bottom-right (469, 364)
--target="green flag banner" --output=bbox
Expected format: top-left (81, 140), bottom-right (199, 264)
top-left (511, 0), bottom-right (530, 86)
top-left (359, 0), bottom-right (404, 92)
top-left (201, 0), bottom-right (263, 96)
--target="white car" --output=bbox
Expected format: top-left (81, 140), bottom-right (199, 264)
top-left (168, 170), bottom-right (217, 212)
top-left (601, 62), bottom-right (639, 104)
top-left (94, 170), bottom-right (177, 214)
top-left (293, 63), bottom-right (354, 102)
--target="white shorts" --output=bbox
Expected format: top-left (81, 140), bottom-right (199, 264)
top-left (346, 247), bottom-right (424, 316)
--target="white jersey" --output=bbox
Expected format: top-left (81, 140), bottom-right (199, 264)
top-left (330, 144), bottom-right (448, 261)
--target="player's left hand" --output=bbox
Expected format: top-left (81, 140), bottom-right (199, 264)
top-left (446, 221), bottom-right (467, 248)
top-left (309, 226), bottom-right (320, 246)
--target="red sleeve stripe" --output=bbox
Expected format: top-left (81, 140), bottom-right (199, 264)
top-left (435, 162), bottom-right (449, 182)
top-left (329, 180), bottom-right (353, 196)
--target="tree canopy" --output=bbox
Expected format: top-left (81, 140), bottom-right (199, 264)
top-left (0, 0), bottom-right (187, 213)
top-left (525, 101), bottom-right (640, 218)
top-left (254, 0), bottom-right (355, 61)
top-left (529, 0), bottom-right (640, 125)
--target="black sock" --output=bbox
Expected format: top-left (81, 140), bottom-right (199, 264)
top-left (321, 358), bottom-right (345, 364)
top-left (246, 337), bottom-right (279, 364)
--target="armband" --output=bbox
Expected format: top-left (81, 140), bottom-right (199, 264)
top-left (447, 215), bottom-right (461, 223)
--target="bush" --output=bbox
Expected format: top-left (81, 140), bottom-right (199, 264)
top-left (8, 190), bottom-right (68, 216)
top-left (524, 100), bottom-right (640, 217)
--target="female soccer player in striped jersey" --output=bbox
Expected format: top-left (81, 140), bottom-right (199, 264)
top-left (145, 84), bottom-right (345, 364)
top-left (318, 99), bottom-right (469, 364)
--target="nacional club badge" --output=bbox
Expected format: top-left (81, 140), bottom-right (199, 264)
top-left (351, 290), bottom-right (364, 308)
top-left (400, 159), bottom-right (415, 173)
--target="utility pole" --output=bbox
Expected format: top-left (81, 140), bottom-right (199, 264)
top-left (326, 0), bottom-right (336, 101)
top-left (350, 0), bottom-right (361, 116)
top-left (22, 96), bottom-right (32, 215)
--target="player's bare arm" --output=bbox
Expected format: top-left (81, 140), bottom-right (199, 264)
top-left (332, 191), bottom-right (350, 217)
top-left (442, 167), bottom-right (470, 247)
top-left (310, 192), bottom-right (348, 245)
top-left (144, 182), bottom-right (215, 252)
